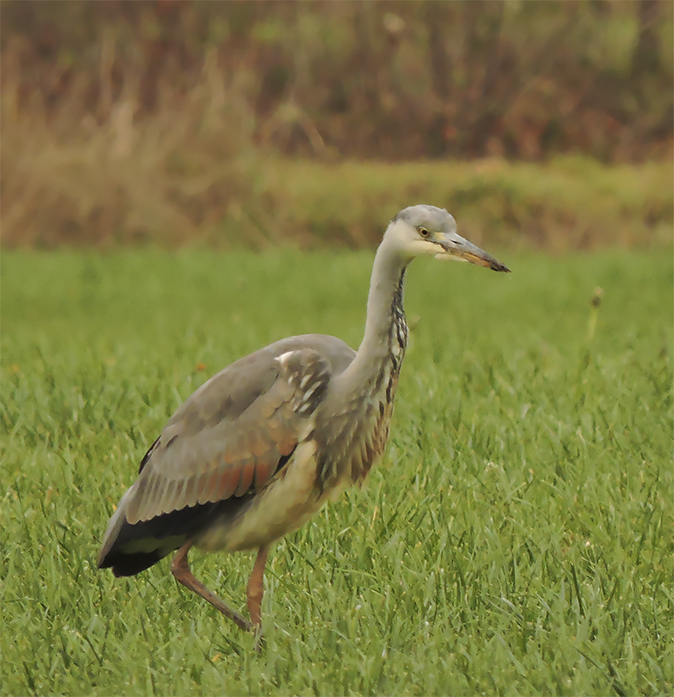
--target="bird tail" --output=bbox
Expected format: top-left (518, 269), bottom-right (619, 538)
top-left (97, 486), bottom-right (180, 577)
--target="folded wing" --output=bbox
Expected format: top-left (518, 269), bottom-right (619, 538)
top-left (98, 335), bottom-right (355, 576)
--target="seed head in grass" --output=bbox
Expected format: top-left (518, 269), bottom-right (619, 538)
top-left (588, 286), bottom-right (604, 341)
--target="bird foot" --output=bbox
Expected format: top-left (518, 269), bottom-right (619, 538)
top-left (252, 625), bottom-right (265, 653)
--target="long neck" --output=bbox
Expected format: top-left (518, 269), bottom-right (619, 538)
top-left (314, 231), bottom-right (410, 493)
top-left (339, 236), bottom-right (409, 390)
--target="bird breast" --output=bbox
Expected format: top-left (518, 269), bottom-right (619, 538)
top-left (313, 356), bottom-right (402, 494)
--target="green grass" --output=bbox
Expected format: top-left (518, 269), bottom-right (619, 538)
top-left (2, 248), bottom-right (672, 695)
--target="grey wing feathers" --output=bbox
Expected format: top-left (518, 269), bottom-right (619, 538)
top-left (103, 334), bottom-right (354, 529)
top-left (126, 377), bottom-right (298, 524)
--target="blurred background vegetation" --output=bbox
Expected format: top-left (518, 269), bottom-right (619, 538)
top-left (2, 0), bottom-right (672, 248)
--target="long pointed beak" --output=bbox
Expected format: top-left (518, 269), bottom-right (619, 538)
top-left (435, 232), bottom-right (510, 273)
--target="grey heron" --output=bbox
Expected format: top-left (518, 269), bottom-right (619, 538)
top-left (98, 204), bottom-right (509, 642)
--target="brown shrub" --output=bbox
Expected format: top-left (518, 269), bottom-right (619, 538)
top-left (1, 41), bottom-right (263, 247)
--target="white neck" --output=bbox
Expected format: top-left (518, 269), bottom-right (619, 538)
top-left (337, 224), bottom-right (410, 389)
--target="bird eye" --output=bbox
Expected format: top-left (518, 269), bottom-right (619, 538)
top-left (418, 227), bottom-right (430, 238)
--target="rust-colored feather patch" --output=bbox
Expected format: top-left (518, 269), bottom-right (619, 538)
top-left (277, 434), bottom-right (296, 457)
top-left (235, 459), bottom-right (256, 496)
top-left (254, 458), bottom-right (273, 491)
top-left (214, 463), bottom-right (239, 500)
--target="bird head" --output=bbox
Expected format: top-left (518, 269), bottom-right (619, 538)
top-left (387, 204), bottom-right (510, 272)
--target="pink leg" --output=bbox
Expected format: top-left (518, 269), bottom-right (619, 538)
top-left (247, 545), bottom-right (270, 650)
top-left (246, 545), bottom-right (270, 629)
top-left (171, 542), bottom-right (252, 632)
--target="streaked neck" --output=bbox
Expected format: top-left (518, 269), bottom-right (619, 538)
top-left (340, 234), bottom-right (409, 387)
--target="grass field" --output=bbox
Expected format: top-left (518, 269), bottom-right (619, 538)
top-left (2, 247), bottom-right (672, 695)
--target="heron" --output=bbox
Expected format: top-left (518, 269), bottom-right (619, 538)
top-left (98, 204), bottom-right (509, 643)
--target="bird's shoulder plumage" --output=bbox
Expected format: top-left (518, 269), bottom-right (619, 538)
top-left (98, 334), bottom-right (354, 575)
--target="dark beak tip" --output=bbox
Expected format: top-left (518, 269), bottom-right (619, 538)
top-left (491, 260), bottom-right (511, 273)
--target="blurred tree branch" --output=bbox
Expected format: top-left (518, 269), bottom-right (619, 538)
top-left (1, 0), bottom-right (671, 162)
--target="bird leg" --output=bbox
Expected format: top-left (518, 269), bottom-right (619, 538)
top-left (247, 545), bottom-right (270, 649)
top-left (171, 542), bottom-right (252, 633)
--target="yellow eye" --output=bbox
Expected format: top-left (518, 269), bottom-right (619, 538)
top-left (418, 228), bottom-right (430, 238)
